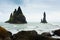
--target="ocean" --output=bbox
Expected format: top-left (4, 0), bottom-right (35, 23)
top-left (0, 22), bottom-right (60, 38)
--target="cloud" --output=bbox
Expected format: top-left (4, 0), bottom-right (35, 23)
top-left (0, 0), bottom-right (23, 5)
top-left (0, 0), bottom-right (60, 22)
top-left (0, 0), bottom-right (19, 22)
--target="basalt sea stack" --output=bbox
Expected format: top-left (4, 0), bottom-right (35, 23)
top-left (41, 12), bottom-right (47, 23)
top-left (5, 6), bottom-right (27, 24)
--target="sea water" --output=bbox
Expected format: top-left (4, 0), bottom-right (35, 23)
top-left (0, 22), bottom-right (60, 38)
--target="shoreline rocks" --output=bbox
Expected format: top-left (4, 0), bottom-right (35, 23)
top-left (0, 26), bottom-right (60, 40)
top-left (0, 26), bottom-right (12, 40)
top-left (12, 30), bottom-right (56, 40)
top-left (52, 29), bottom-right (60, 36)
top-left (41, 32), bottom-right (52, 37)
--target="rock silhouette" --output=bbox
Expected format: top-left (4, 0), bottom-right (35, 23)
top-left (12, 30), bottom-right (56, 40)
top-left (52, 29), bottom-right (60, 36)
top-left (41, 12), bottom-right (47, 23)
top-left (5, 6), bottom-right (27, 24)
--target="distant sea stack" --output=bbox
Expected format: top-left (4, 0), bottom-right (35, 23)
top-left (41, 12), bottom-right (47, 23)
top-left (5, 6), bottom-right (27, 24)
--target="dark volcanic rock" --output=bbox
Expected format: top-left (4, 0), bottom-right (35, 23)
top-left (5, 6), bottom-right (27, 24)
top-left (52, 29), bottom-right (60, 36)
top-left (12, 30), bottom-right (56, 40)
top-left (7, 31), bottom-right (13, 39)
top-left (36, 35), bottom-right (56, 40)
top-left (0, 26), bottom-right (57, 40)
top-left (41, 12), bottom-right (47, 23)
top-left (12, 30), bottom-right (37, 40)
top-left (41, 32), bottom-right (52, 37)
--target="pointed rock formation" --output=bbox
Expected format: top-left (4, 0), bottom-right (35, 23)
top-left (41, 12), bottom-right (47, 23)
top-left (5, 6), bottom-right (27, 24)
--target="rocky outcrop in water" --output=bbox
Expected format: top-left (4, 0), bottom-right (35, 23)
top-left (41, 12), bottom-right (47, 23)
top-left (5, 6), bottom-right (27, 24)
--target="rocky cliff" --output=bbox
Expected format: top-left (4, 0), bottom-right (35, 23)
top-left (41, 12), bottom-right (47, 23)
top-left (5, 6), bottom-right (27, 24)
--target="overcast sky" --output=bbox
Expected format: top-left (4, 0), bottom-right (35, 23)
top-left (0, 0), bottom-right (60, 22)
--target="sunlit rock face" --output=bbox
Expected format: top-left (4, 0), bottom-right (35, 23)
top-left (5, 6), bottom-right (27, 24)
top-left (0, 26), bottom-right (12, 40)
top-left (41, 12), bottom-right (47, 23)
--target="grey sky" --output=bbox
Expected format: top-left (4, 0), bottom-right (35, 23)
top-left (0, 0), bottom-right (60, 22)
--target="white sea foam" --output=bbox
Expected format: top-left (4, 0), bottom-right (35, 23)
top-left (0, 22), bottom-right (60, 38)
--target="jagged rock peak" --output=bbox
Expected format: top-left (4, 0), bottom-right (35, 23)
top-left (17, 6), bottom-right (23, 14)
top-left (14, 9), bottom-right (17, 13)
top-left (41, 12), bottom-right (47, 23)
top-left (5, 6), bottom-right (27, 24)
top-left (18, 6), bottom-right (21, 11)
top-left (44, 12), bottom-right (46, 18)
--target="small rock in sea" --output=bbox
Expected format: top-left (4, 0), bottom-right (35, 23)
top-left (41, 12), bottom-right (47, 23)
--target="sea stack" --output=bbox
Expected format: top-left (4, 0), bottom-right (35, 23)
top-left (41, 12), bottom-right (47, 23)
top-left (5, 6), bottom-right (27, 24)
